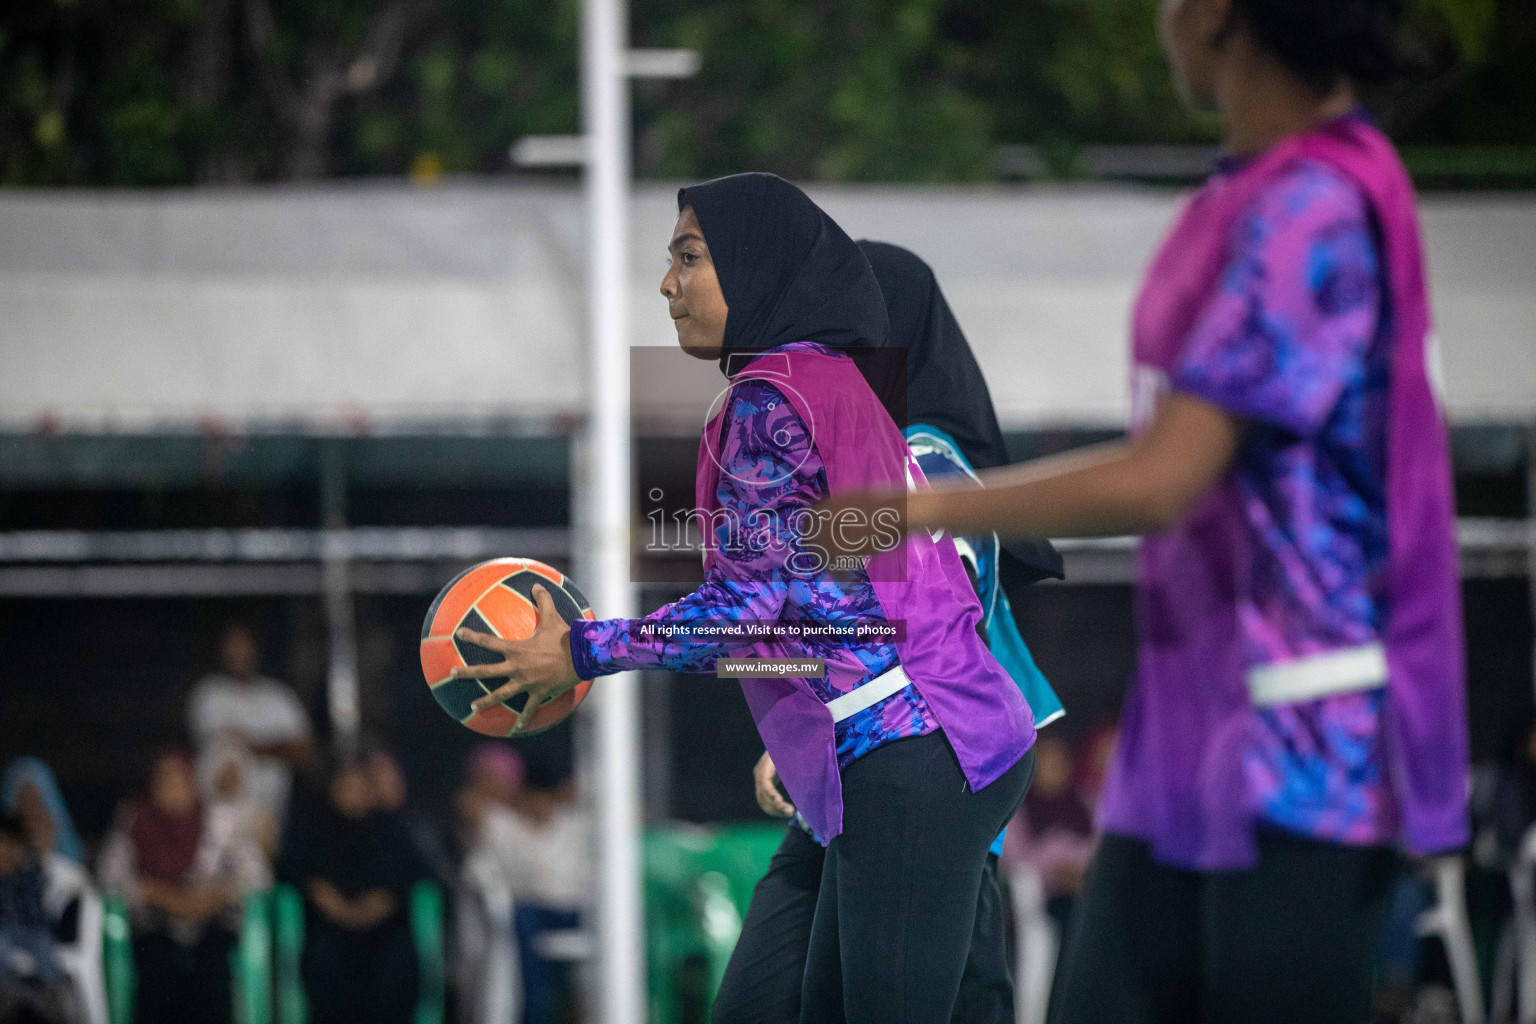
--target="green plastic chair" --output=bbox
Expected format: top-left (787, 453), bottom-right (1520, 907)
top-left (694, 824), bottom-right (791, 920)
top-left (643, 823), bottom-right (788, 1023)
top-left (233, 889), bottom-right (274, 1024)
top-left (273, 884), bottom-right (307, 1024)
top-left (696, 870), bottom-right (743, 998)
top-left (101, 892), bottom-right (134, 1024)
top-left (410, 881), bottom-right (446, 1024)
top-left (103, 888), bottom-right (280, 1024)
top-left (644, 827), bottom-right (713, 1023)
top-left (694, 825), bottom-right (785, 1007)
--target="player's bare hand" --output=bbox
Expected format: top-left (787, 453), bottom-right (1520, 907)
top-left (455, 584), bottom-right (580, 733)
top-left (753, 750), bottom-right (795, 818)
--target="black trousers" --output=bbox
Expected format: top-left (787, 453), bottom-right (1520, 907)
top-left (747, 731), bottom-right (1033, 1024)
top-left (301, 918), bottom-right (418, 1024)
top-left (1054, 831), bottom-right (1398, 1024)
top-left (132, 927), bottom-right (236, 1024)
top-left (714, 829), bottom-right (1014, 1024)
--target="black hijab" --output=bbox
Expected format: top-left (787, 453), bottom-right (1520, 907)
top-left (677, 175), bottom-right (1060, 585)
top-left (677, 173), bottom-right (890, 375)
top-left (857, 240), bottom-right (1009, 471)
top-left (859, 240), bottom-right (1064, 587)
top-left (277, 759), bottom-right (424, 903)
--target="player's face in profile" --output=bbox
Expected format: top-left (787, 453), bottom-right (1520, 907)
top-left (1159, 0), bottom-right (1224, 111)
top-left (661, 206), bottom-right (729, 360)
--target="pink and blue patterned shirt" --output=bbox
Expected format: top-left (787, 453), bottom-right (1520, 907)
top-left (1173, 152), bottom-right (1396, 844)
top-left (569, 345), bottom-right (939, 769)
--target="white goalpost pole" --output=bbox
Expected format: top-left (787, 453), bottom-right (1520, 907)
top-left (582, 0), bottom-right (645, 1020)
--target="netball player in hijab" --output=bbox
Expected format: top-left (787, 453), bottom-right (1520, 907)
top-left (716, 240), bottom-right (1063, 1024)
top-left (451, 173), bottom-right (1038, 1024)
top-left (860, 239), bottom-right (1063, 724)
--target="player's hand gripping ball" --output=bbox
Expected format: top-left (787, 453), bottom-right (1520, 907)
top-left (420, 558), bottom-right (595, 736)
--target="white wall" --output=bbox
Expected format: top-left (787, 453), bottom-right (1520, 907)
top-left (1, 183), bottom-right (1531, 431)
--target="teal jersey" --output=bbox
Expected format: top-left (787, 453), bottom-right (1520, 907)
top-left (905, 425), bottom-right (1065, 729)
top-left (906, 425), bottom-right (1065, 859)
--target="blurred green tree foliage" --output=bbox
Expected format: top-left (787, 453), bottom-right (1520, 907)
top-left (0, 0), bottom-right (1528, 185)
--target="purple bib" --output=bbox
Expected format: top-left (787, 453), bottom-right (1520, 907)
top-left (696, 346), bottom-right (1036, 844)
top-left (1101, 116), bottom-right (1469, 868)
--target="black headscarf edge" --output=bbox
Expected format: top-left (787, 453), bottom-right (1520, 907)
top-left (676, 173), bottom-right (888, 369)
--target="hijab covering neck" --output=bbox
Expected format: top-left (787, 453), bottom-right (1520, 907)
top-left (2, 758), bottom-right (86, 865)
top-left (676, 173), bottom-right (889, 377)
top-left (859, 239), bottom-right (1064, 587)
top-left (856, 240), bottom-right (1009, 471)
top-left (281, 783), bottom-right (420, 898)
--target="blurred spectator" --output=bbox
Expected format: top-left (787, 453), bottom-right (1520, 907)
top-left (279, 755), bottom-right (423, 1024)
top-left (99, 750), bottom-right (266, 1024)
top-left (367, 747), bottom-right (452, 889)
top-left (454, 745), bottom-right (525, 856)
top-left (1000, 731), bottom-right (1107, 1023)
top-left (1491, 720), bottom-right (1536, 861)
top-left (1004, 734), bottom-right (1095, 935)
top-left (0, 813), bottom-right (72, 1024)
top-left (196, 738), bottom-right (278, 864)
top-left (454, 745), bottom-right (525, 1024)
top-left (1373, 869), bottom-right (1428, 1023)
top-left (459, 747), bottom-right (587, 1024)
top-left (1073, 723), bottom-right (1118, 809)
top-left (2, 759), bottom-right (91, 946)
top-left (2, 759), bottom-right (86, 868)
top-left (187, 623), bottom-right (313, 822)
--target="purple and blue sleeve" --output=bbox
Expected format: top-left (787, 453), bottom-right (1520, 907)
top-left (1173, 160), bottom-right (1381, 437)
top-left (569, 379), bottom-right (826, 678)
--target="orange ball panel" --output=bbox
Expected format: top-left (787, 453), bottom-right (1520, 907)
top-left (427, 559), bottom-right (525, 640)
top-left (419, 636), bottom-right (463, 687)
top-left (464, 701), bottom-right (520, 737)
top-left (472, 584), bottom-right (538, 642)
top-left (461, 680), bottom-right (594, 737)
top-left (524, 562), bottom-right (563, 586)
top-left (516, 679), bottom-right (593, 735)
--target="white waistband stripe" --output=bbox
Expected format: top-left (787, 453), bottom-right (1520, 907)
top-left (1246, 642), bottom-right (1388, 707)
top-left (826, 664), bottom-right (913, 723)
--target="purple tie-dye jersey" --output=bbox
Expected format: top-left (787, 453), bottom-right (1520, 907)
top-left (569, 357), bottom-right (938, 769)
top-left (1171, 156), bottom-right (1396, 844)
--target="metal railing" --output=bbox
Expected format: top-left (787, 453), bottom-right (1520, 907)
top-left (0, 519), bottom-right (1530, 596)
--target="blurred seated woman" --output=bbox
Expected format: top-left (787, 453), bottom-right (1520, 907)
top-left (1004, 734), bottom-right (1096, 926)
top-left (1003, 732), bottom-right (1097, 1014)
top-left (504, 776), bottom-right (588, 1024)
top-left (2, 758), bottom-right (91, 949)
top-left (367, 746), bottom-right (452, 890)
top-left (0, 813), bottom-right (73, 1024)
top-left (459, 748), bottom-right (587, 1024)
top-left (279, 754), bottom-right (424, 1024)
top-left (99, 749), bottom-right (267, 1024)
